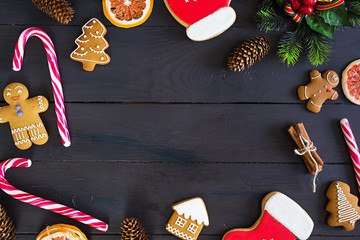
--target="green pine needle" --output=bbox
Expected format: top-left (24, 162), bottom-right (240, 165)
top-left (346, 1), bottom-right (360, 25)
top-left (256, 9), bottom-right (288, 32)
top-left (305, 32), bottom-right (331, 66)
top-left (277, 23), bottom-right (308, 66)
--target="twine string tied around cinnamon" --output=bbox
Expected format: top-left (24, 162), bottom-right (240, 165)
top-left (294, 134), bottom-right (319, 193)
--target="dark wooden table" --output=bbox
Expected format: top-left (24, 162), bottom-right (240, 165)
top-left (1, 0), bottom-right (360, 239)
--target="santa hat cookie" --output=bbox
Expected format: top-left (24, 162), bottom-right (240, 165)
top-left (166, 197), bottom-right (209, 240)
top-left (164, 0), bottom-right (236, 41)
top-left (223, 192), bottom-right (314, 240)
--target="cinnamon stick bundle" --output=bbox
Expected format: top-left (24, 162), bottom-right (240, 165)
top-left (288, 123), bottom-right (323, 175)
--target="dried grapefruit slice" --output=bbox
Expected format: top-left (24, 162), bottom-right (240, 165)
top-left (103, 0), bottom-right (153, 28)
top-left (342, 59), bottom-right (360, 105)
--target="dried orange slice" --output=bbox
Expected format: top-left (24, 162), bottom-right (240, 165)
top-left (103, 0), bottom-right (153, 28)
top-left (342, 59), bottom-right (360, 105)
top-left (36, 224), bottom-right (88, 240)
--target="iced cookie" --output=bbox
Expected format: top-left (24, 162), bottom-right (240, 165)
top-left (0, 83), bottom-right (49, 150)
top-left (298, 70), bottom-right (339, 113)
top-left (163, 0), bottom-right (236, 41)
top-left (326, 181), bottom-right (360, 231)
top-left (166, 197), bottom-right (209, 240)
top-left (70, 18), bottom-right (110, 71)
top-left (223, 192), bottom-right (314, 240)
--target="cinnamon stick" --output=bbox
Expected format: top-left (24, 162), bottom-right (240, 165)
top-left (288, 123), bottom-right (323, 175)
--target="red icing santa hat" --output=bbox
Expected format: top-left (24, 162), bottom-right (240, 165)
top-left (165, 0), bottom-right (236, 41)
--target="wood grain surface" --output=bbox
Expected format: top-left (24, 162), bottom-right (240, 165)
top-left (0, 0), bottom-right (360, 239)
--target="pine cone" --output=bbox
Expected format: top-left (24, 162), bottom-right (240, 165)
top-left (227, 36), bottom-right (270, 72)
top-left (32, 0), bottom-right (74, 24)
top-left (120, 217), bottom-right (148, 240)
top-left (0, 204), bottom-right (15, 240)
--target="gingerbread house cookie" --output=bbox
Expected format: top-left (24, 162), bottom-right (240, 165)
top-left (166, 197), bottom-right (209, 240)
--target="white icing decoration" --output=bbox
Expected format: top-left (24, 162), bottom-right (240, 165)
top-left (96, 45), bottom-right (100, 48)
top-left (318, 90), bottom-right (321, 93)
top-left (311, 73), bottom-right (321, 79)
top-left (172, 198), bottom-right (209, 226)
top-left (186, 7), bottom-right (236, 41)
top-left (90, 32), bottom-right (102, 39)
top-left (304, 86), bottom-right (308, 99)
top-left (31, 133), bottom-right (47, 141)
top-left (89, 47), bottom-right (103, 54)
top-left (325, 85), bottom-right (328, 88)
top-left (11, 123), bottom-right (43, 134)
top-left (101, 57), bottom-right (104, 60)
top-left (73, 51), bottom-right (88, 57)
top-left (15, 139), bottom-right (30, 146)
top-left (76, 39), bottom-right (89, 44)
top-left (38, 96), bottom-right (44, 111)
top-left (81, 47), bottom-right (85, 50)
top-left (335, 183), bottom-right (360, 225)
top-left (83, 25), bottom-right (93, 29)
top-left (313, 94), bottom-right (316, 97)
top-left (327, 72), bottom-right (339, 85)
top-left (96, 31), bottom-right (100, 34)
top-left (84, 35), bottom-right (87, 38)
top-left (166, 224), bottom-right (195, 240)
top-left (331, 92), bottom-right (337, 100)
top-left (310, 101), bottom-right (322, 108)
top-left (264, 192), bottom-right (314, 240)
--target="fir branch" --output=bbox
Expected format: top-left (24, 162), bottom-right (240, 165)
top-left (305, 31), bottom-right (331, 66)
top-left (346, 1), bottom-right (360, 25)
top-left (258, 0), bottom-right (277, 11)
top-left (277, 23), bottom-right (307, 66)
top-left (256, 9), bottom-right (288, 31)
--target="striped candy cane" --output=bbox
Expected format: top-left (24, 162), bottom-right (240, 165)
top-left (12, 28), bottom-right (71, 147)
top-left (0, 158), bottom-right (108, 232)
top-left (340, 118), bottom-right (360, 193)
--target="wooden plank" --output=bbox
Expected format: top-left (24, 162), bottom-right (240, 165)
top-left (0, 25), bottom-right (358, 103)
top-left (0, 1), bottom-right (252, 27)
top-left (0, 104), bottom-right (360, 163)
top-left (0, 103), bottom-right (356, 163)
top-left (1, 162), bottom-right (360, 237)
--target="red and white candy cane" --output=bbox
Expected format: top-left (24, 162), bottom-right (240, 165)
top-left (0, 158), bottom-right (108, 232)
top-left (12, 27), bottom-right (71, 147)
top-left (340, 118), bottom-right (360, 193)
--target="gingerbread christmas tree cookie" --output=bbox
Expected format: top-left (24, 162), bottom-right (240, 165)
top-left (326, 181), bottom-right (360, 231)
top-left (0, 83), bottom-right (49, 150)
top-left (70, 18), bottom-right (110, 71)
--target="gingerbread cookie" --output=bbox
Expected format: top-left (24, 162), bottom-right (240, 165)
top-left (326, 181), bottom-right (360, 231)
top-left (163, 0), bottom-right (236, 41)
top-left (298, 70), bottom-right (339, 113)
top-left (70, 18), bottom-right (110, 71)
top-left (0, 83), bottom-right (49, 150)
top-left (223, 192), bottom-right (314, 240)
top-left (166, 197), bottom-right (209, 240)
top-left (36, 224), bottom-right (88, 240)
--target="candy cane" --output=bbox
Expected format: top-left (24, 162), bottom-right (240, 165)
top-left (12, 27), bottom-right (71, 147)
top-left (0, 158), bottom-right (108, 232)
top-left (340, 118), bottom-right (360, 193)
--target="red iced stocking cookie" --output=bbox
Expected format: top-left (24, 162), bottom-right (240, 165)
top-left (298, 70), bottom-right (339, 113)
top-left (164, 0), bottom-right (236, 41)
top-left (0, 83), bottom-right (49, 150)
top-left (223, 192), bottom-right (314, 240)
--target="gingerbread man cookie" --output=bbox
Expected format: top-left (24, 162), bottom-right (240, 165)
top-left (0, 83), bottom-right (49, 150)
top-left (298, 70), bottom-right (339, 113)
top-left (326, 181), bottom-right (360, 231)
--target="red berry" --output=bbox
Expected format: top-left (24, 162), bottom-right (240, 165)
top-left (289, 0), bottom-right (301, 9)
top-left (302, 0), bottom-right (317, 6)
top-left (299, 5), bottom-right (313, 15)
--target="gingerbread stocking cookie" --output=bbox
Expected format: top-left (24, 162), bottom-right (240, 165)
top-left (223, 192), bottom-right (314, 240)
top-left (0, 83), bottom-right (49, 150)
top-left (298, 70), bottom-right (339, 113)
top-left (164, 0), bottom-right (236, 41)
